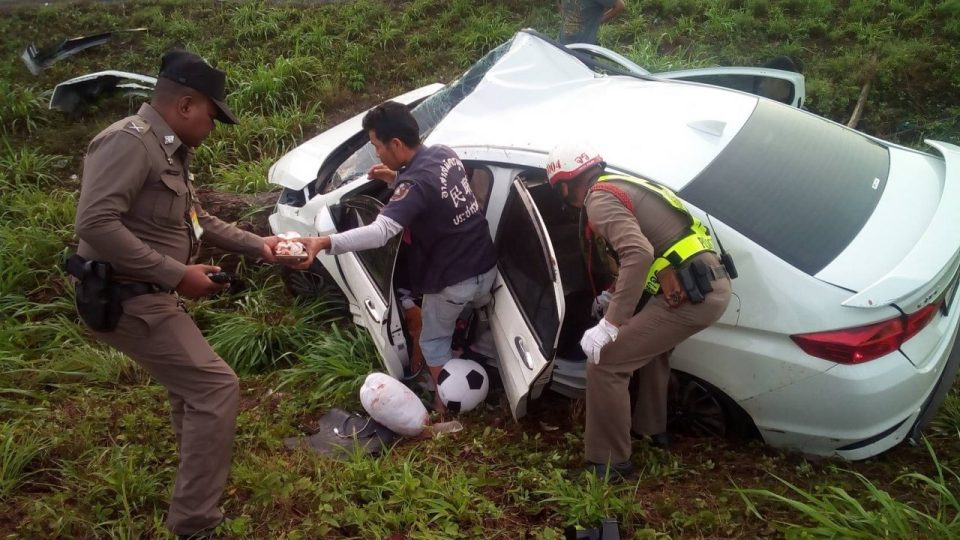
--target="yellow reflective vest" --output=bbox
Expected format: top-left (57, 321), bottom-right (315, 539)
top-left (590, 174), bottom-right (715, 295)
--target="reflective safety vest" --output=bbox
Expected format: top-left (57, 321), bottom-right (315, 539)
top-left (587, 174), bottom-right (715, 295)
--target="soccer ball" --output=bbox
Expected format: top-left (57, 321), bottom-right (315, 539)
top-left (436, 358), bottom-right (489, 413)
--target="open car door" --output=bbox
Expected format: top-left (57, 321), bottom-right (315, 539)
top-left (656, 66), bottom-right (806, 108)
top-left (564, 43), bottom-right (805, 108)
top-left (488, 177), bottom-right (565, 419)
top-left (328, 195), bottom-right (408, 378)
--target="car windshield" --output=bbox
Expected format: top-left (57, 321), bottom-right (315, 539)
top-left (326, 38), bottom-right (514, 193)
top-left (679, 99), bottom-right (890, 275)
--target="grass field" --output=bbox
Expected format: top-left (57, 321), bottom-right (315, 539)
top-left (2, 0), bottom-right (960, 538)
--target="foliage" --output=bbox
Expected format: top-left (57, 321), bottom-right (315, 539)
top-left (736, 438), bottom-right (960, 538)
top-left (0, 0), bottom-right (958, 537)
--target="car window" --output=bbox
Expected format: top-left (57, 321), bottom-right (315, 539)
top-left (318, 39), bottom-right (514, 198)
top-left (336, 196), bottom-right (400, 300)
top-left (464, 164), bottom-right (494, 213)
top-left (496, 182), bottom-right (560, 357)
top-left (678, 73), bottom-right (795, 105)
top-left (323, 138), bottom-right (379, 195)
top-left (410, 38), bottom-right (513, 139)
top-left (679, 99), bottom-right (889, 275)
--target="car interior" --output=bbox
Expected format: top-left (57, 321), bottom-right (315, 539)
top-left (326, 164), bottom-right (606, 379)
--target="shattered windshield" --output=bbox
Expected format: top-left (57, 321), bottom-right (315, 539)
top-left (326, 38), bottom-right (514, 194)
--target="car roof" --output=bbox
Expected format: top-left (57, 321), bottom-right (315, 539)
top-left (424, 31), bottom-right (760, 191)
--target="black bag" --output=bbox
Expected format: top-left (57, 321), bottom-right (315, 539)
top-left (283, 408), bottom-right (398, 459)
top-left (71, 257), bottom-right (122, 332)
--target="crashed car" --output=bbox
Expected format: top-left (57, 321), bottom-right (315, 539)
top-left (268, 30), bottom-right (960, 460)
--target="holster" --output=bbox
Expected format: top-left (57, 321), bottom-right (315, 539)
top-left (656, 266), bottom-right (688, 308)
top-left (67, 255), bottom-right (122, 332)
top-left (659, 260), bottom-right (720, 308)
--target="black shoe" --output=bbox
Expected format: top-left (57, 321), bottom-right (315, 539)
top-left (583, 460), bottom-right (634, 482)
top-left (649, 432), bottom-right (672, 449)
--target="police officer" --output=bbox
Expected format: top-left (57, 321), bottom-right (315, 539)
top-left (545, 141), bottom-right (732, 479)
top-left (296, 101), bottom-right (498, 413)
top-left (73, 50), bottom-right (282, 538)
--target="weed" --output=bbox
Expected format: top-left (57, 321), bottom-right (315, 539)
top-left (277, 324), bottom-right (379, 408)
top-left (0, 421), bottom-right (51, 500)
top-left (736, 438), bottom-right (960, 538)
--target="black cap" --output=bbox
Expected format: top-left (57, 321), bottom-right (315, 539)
top-left (159, 50), bottom-right (238, 125)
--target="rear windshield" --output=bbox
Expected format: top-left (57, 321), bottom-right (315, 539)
top-left (679, 100), bottom-right (890, 275)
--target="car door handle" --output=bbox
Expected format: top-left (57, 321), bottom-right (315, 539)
top-left (364, 298), bottom-right (383, 324)
top-left (515, 336), bottom-right (533, 369)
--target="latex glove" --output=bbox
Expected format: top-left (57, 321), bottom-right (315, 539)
top-left (591, 290), bottom-right (612, 319)
top-left (580, 318), bottom-right (618, 364)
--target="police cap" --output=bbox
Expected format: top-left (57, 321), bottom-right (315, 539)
top-left (159, 50), bottom-right (238, 125)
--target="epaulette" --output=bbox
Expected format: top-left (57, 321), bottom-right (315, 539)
top-left (118, 115), bottom-right (152, 138)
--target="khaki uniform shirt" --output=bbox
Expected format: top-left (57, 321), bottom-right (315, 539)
top-left (76, 103), bottom-right (262, 290)
top-left (584, 180), bottom-right (691, 325)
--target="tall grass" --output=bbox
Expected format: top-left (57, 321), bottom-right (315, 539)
top-left (0, 421), bottom-right (52, 500)
top-left (277, 324), bottom-right (379, 408)
top-left (202, 278), bottom-right (343, 374)
top-left (736, 438), bottom-right (960, 538)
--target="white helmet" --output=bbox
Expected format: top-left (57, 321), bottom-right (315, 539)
top-left (546, 140), bottom-right (604, 186)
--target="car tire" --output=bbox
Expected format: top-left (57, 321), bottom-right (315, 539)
top-left (280, 261), bottom-right (340, 299)
top-left (666, 371), bottom-right (758, 440)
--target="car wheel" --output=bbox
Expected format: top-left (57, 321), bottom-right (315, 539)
top-left (280, 262), bottom-right (339, 299)
top-left (666, 371), bottom-right (757, 439)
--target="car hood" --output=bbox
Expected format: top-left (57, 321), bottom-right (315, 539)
top-left (425, 31), bottom-right (759, 192)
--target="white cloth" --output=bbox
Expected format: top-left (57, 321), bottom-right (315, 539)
top-left (580, 318), bottom-right (619, 364)
top-left (328, 214), bottom-right (403, 255)
top-left (359, 372), bottom-right (429, 436)
top-left (591, 290), bottom-right (612, 320)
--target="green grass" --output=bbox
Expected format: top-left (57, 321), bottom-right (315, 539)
top-left (736, 438), bottom-right (960, 538)
top-left (1, 0), bottom-right (959, 537)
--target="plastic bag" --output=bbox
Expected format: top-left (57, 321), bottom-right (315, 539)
top-left (359, 372), bottom-right (429, 437)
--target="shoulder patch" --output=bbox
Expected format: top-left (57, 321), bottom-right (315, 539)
top-left (390, 182), bottom-right (413, 202)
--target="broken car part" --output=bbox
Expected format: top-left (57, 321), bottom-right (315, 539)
top-left (21, 28), bottom-right (147, 75)
top-left (49, 70), bottom-right (156, 113)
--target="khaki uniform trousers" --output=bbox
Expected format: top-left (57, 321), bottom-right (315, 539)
top-left (91, 292), bottom-right (238, 535)
top-left (585, 275), bottom-right (731, 464)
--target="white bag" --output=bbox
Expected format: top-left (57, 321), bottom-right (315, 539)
top-left (359, 372), bottom-right (429, 437)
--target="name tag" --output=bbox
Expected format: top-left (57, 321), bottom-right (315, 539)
top-left (189, 207), bottom-right (204, 240)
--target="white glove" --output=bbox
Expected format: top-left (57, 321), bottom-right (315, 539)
top-left (591, 290), bottom-right (612, 320)
top-left (580, 318), bottom-right (618, 365)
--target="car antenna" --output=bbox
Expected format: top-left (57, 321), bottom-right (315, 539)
top-left (706, 214), bottom-right (738, 279)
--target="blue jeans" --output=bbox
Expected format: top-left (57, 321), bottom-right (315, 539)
top-left (419, 267), bottom-right (497, 367)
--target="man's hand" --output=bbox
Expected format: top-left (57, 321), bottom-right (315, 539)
top-left (601, 0), bottom-right (626, 23)
top-left (260, 235), bottom-right (281, 262)
top-left (289, 236), bottom-right (331, 270)
top-left (176, 264), bottom-right (229, 299)
top-left (368, 163), bottom-right (397, 184)
top-left (580, 318), bottom-right (619, 364)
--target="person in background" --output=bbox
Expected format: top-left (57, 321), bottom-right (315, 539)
top-left (559, 0), bottom-right (626, 45)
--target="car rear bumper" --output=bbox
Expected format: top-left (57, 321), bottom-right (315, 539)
top-left (742, 290), bottom-right (960, 460)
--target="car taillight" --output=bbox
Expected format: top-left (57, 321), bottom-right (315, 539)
top-left (791, 301), bottom-right (941, 364)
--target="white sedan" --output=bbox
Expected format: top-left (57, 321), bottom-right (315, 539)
top-left (268, 30), bottom-right (960, 460)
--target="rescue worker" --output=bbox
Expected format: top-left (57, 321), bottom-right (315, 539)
top-left (545, 141), bottom-right (732, 479)
top-left (559, 0), bottom-right (626, 45)
top-left (71, 50), bottom-right (283, 538)
top-left (295, 101), bottom-right (497, 413)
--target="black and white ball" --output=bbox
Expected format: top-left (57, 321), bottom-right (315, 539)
top-left (436, 358), bottom-right (489, 413)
